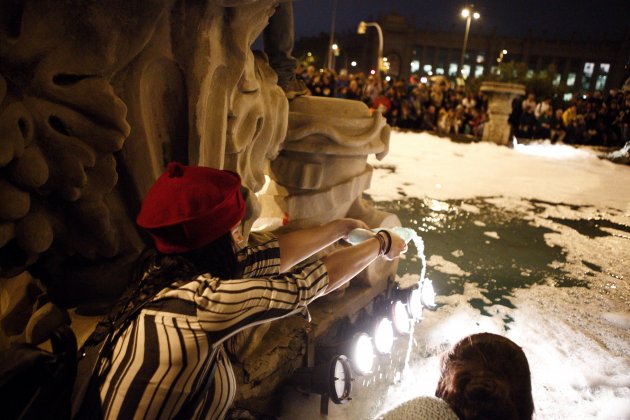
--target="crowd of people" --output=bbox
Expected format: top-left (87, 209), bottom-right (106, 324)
top-left (296, 65), bottom-right (630, 148)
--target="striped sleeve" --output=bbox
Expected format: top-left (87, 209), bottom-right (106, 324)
top-left (193, 259), bottom-right (329, 334)
top-left (238, 231), bottom-right (281, 277)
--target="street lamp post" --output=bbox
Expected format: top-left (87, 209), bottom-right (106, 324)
top-left (327, 0), bottom-right (338, 71)
top-left (459, 6), bottom-right (480, 78)
top-left (357, 20), bottom-right (384, 88)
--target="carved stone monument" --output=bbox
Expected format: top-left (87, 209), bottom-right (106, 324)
top-left (0, 0), bottom-right (401, 414)
top-left (480, 81), bottom-right (526, 145)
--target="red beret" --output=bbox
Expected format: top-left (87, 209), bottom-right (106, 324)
top-left (137, 162), bottom-right (245, 254)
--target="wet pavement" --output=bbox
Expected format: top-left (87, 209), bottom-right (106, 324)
top-left (370, 196), bottom-right (628, 318)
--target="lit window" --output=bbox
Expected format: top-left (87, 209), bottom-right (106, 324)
top-left (436, 67), bottom-right (445, 75)
top-left (448, 63), bottom-right (458, 76)
top-left (595, 74), bottom-right (607, 91)
top-left (581, 75), bottom-right (591, 91)
top-left (461, 64), bottom-right (471, 79)
top-left (474, 65), bottom-right (484, 78)
top-left (553, 74), bottom-right (561, 87)
top-left (563, 93), bottom-right (573, 102)
top-left (423, 64), bottom-right (432, 73)
top-left (526, 70), bottom-right (534, 79)
top-left (583, 62), bottom-right (594, 78)
top-left (599, 63), bottom-right (610, 74)
top-left (410, 60), bottom-right (420, 73)
top-left (566, 73), bottom-right (576, 87)
top-left (476, 54), bottom-right (485, 63)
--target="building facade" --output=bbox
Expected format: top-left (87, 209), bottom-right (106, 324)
top-left (348, 14), bottom-right (629, 96)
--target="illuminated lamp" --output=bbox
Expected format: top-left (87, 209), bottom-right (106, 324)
top-left (391, 285), bottom-right (422, 322)
top-left (420, 278), bottom-right (437, 310)
top-left (407, 287), bottom-right (424, 320)
top-left (391, 300), bottom-right (411, 335)
top-left (373, 317), bottom-right (394, 354)
top-left (350, 332), bottom-right (375, 375)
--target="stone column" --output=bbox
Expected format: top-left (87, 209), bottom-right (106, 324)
top-left (480, 82), bottom-right (526, 145)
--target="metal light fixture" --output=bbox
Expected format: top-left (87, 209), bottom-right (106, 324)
top-left (290, 354), bottom-right (354, 411)
top-left (459, 5), bottom-right (481, 77)
top-left (357, 20), bottom-right (384, 87)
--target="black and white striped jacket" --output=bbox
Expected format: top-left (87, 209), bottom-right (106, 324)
top-left (99, 233), bottom-right (329, 419)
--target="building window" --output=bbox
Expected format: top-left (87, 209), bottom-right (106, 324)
top-left (474, 65), bottom-right (484, 78)
top-left (410, 60), bottom-right (420, 74)
top-left (583, 62), bottom-right (594, 78)
top-left (595, 74), bottom-right (607, 91)
top-left (563, 93), bottom-right (573, 102)
top-left (599, 63), bottom-right (610, 74)
top-left (553, 74), bottom-right (561, 87)
top-left (476, 54), bottom-right (485, 64)
top-left (526, 70), bottom-right (534, 79)
top-left (448, 63), bottom-right (458, 76)
top-left (423, 64), bottom-right (432, 74)
top-left (461, 64), bottom-right (471, 79)
top-left (566, 73), bottom-right (576, 87)
top-left (435, 67), bottom-right (445, 75)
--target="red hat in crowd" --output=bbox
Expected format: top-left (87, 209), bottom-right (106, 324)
top-left (137, 162), bottom-right (245, 254)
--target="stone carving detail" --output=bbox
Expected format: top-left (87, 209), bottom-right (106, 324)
top-left (262, 95), bottom-right (399, 289)
top-left (0, 1), bottom-right (400, 415)
top-left (0, 0), bottom-right (286, 330)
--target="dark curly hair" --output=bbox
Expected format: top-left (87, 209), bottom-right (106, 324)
top-left (435, 333), bottom-right (534, 420)
top-left (89, 232), bottom-right (242, 345)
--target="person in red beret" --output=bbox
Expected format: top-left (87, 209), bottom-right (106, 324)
top-left (95, 162), bottom-right (407, 419)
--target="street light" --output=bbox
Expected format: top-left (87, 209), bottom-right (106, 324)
top-left (497, 49), bottom-right (508, 63)
top-left (357, 20), bottom-right (384, 88)
top-left (459, 5), bottom-right (480, 78)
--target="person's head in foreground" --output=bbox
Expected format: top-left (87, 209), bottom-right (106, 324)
top-left (436, 332), bottom-right (534, 420)
top-left (376, 332), bottom-right (533, 420)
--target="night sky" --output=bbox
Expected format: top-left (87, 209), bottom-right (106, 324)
top-left (293, 0), bottom-right (630, 41)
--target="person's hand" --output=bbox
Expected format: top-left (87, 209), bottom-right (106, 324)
top-left (338, 218), bottom-right (369, 241)
top-left (378, 230), bottom-right (408, 261)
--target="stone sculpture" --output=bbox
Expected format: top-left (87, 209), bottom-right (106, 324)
top-left (0, 0), bottom-right (398, 415)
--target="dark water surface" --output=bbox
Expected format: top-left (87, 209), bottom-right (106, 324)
top-left (367, 196), bottom-right (619, 315)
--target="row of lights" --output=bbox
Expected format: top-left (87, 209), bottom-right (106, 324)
top-left (292, 279), bottom-right (436, 408)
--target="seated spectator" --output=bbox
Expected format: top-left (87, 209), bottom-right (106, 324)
top-left (536, 108), bottom-right (552, 139)
top-left (398, 100), bottom-right (418, 130)
top-left (534, 98), bottom-right (552, 119)
top-left (343, 79), bottom-right (362, 101)
top-left (519, 108), bottom-right (537, 138)
top-left (372, 91), bottom-right (392, 116)
top-left (376, 333), bottom-right (534, 420)
top-left (550, 108), bottom-right (566, 144)
top-left (522, 93), bottom-right (536, 113)
top-left (470, 109), bottom-right (487, 139)
top-left (438, 108), bottom-right (459, 135)
top-left (461, 91), bottom-right (476, 113)
top-left (421, 105), bottom-right (438, 132)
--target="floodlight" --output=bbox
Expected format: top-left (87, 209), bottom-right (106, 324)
top-left (391, 300), bottom-right (411, 335)
top-left (373, 317), bottom-right (394, 354)
top-left (351, 333), bottom-right (375, 375)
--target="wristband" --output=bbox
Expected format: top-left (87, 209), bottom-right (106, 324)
top-left (377, 230), bottom-right (392, 255)
top-left (374, 232), bottom-right (386, 256)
